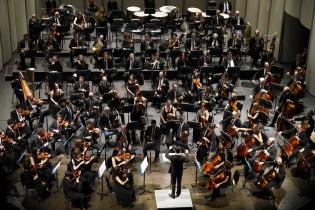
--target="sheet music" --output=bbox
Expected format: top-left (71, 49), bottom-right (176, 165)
top-left (52, 160), bottom-right (61, 175)
top-left (97, 160), bottom-right (107, 178)
top-left (140, 156), bottom-right (148, 175)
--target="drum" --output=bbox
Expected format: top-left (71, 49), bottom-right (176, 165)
top-left (134, 11), bottom-right (150, 18)
top-left (159, 5), bottom-right (176, 13)
top-left (187, 7), bottom-right (202, 23)
top-left (151, 11), bottom-right (168, 25)
top-left (127, 6), bottom-right (141, 20)
top-left (220, 13), bottom-right (230, 19)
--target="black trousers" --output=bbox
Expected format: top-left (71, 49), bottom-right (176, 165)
top-left (20, 52), bottom-right (35, 68)
top-left (170, 171), bottom-right (183, 197)
top-left (143, 142), bottom-right (160, 162)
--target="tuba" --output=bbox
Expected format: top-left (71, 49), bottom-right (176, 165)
top-left (92, 39), bottom-right (104, 54)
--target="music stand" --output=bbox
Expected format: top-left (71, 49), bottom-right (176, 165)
top-left (76, 69), bottom-right (91, 81)
top-left (96, 160), bottom-right (107, 200)
top-left (96, 27), bottom-right (108, 37)
top-left (227, 67), bottom-right (240, 85)
top-left (122, 48), bottom-right (134, 58)
top-left (127, 121), bottom-right (139, 131)
top-left (51, 159), bottom-right (61, 192)
top-left (141, 90), bottom-right (154, 102)
top-left (48, 72), bottom-right (63, 86)
top-left (191, 156), bottom-right (203, 190)
top-left (139, 156), bottom-right (151, 194)
top-left (234, 25), bottom-right (246, 31)
top-left (270, 65), bottom-right (284, 77)
top-left (259, 98), bottom-right (273, 109)
top-left (145, 48), bottom-right (157, 58)
top-left (122, 105), bottom-right (134, 122)
top-left (181, 103), bottom-right (197, 121)
top-left (73, 47), bottom-right (88, 56)
top-left (190, 50), bottom-right (203, 59)
top-left (209, 73), bottom-right (222, 84)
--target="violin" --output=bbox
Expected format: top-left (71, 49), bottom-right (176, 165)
top-left (37, 151), bottom-right (50, 160)
top-left (201, 153), bottom-right (222, 175)
top-left (193, 78), bottom-right (202, 89)
top-left (117, 152), bottom-right (132, 160)
top-left (205, 169), bottom-right (226, 189)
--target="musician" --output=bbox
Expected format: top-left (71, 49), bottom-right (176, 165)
top-left (98, 75), bottom-right (112, 100)
top-left (193, 103), bottom-right (210, 143)
top-left (29, 127), bottom-right (50, 151)
top-left (222, 111), bottom-right (242, 131)
top-left (122, 32), bottom-right (134, 50)
top-left (231, 11), bottom-right (244, 27)
top-left (212, 10), bottom-right (224, 27)
top-left (228, 33), bottom-right (241, 51)
top-left (18, 34), bottom-right (35, 69)
top-left (219, 0), bottom-right (232, 14)
top-left (224, 94), bottom-right (240, 113)
top-left (249, 30), bottom-right (264, 67)
top-left (167, 83), bottom-right (182, 105)
top-left (48, 55), bottom-right (63, 72)
top-left (75, 76), bottom-right (90, 98)
top-left (143, 120), bottom-right (162, 166)
top-left (141, 32), bottom-right (154, 53)
top-left (252, 62), bottom-right (270, 82)
top-left (208, 33), bottom-right (223, 64)
top-left (113, 164), bottom-right (136, 208)
top-left (0, 129), bottom-right (20, 163)
top-left (198, 50), bottom-right (212, 67)
top-left (107, 0), bottom-right (118, 12)
top-left (166, 146), bottom-right (189, 198)
top-left (92, 35), bottom-right (105, 64)
top-left (280, 121), bottom-right (310, 148)
top-left (98, 51), bottom-right (113, 70)
top-left (160, 100), bottom-right (177, 142)
top-left (253, 157), bottom-right (285, 200)
top-left (81, 119), bottom-right (101, 158)
top-left (152, 71), bottom-right (169, 112)
top-left (69, 33), bottom-right (86, 65)
top-left (95, 6), bottom-right (108, 27)
top-left (29, 14), bottom-right (41, 42)
top-left (83, 92), bottom-right (101, 119)
top-left (87, 0), bottom-right (98, 12)
top-left (125, 74), bottom-right (139, 99)
top-left (52, 11), bottom-right (62, 26)
top-left (252, 77), bottom-right (266, 96)
top-left (175, 115), bottom-right (190, 146)
top-left (222, 51), bottom-right (237, 68)
top-left (73, 12), bottom-right (86, 33)
top-left (185, 32), bottom-right (201, 51)
top-left (169, 33), bottom-right (180, 67)
top-left (49, 83), bottom-right (64, 116)
top-left (73, 54), bottom-right (89, 70)
top-left (191, 71), bottom-right (203, 94)
top-left (291, 149), bottom-right (315, 180)
top-left (261, 48), bottom-right (273, 66)
top-left (45, 34), bottom-right (60, 52)
top-left (10, 104), bottom-right (32, 144)
top-left (269, 86), bottom-right (293, 127)
top-left (125, 53), bottom-right (141, 71)
top-left (63, 171), bottom-right (89, 210)
top-left (151, 52), bottom-right (163, 70)
top-left (258, 137), bottom-right (277, 161)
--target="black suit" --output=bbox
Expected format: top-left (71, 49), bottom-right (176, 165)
top-left (166, 149), bottom-right (189, 197)
top-left (228, 38), bottom-right (241, 50)
top-left (219, 1), bottom-right (232, 14)
top-left (48, 60), bottom-right (63, 72)
top-left (185, 38), bottom-right (201, 51)
top-left (74, 82), bottom-right (90, 98)
top-left (69, 38), bottom-right (86, 64)
top-left (140, 40), bottom-right (154, 52)
top-left (167, 89), bottom-right (182, 102)
top-left (231, 16), bottom-right (244, 27)
top-left (143, 125), bottom-right (161, 162)
top-left (10, 110), bottom-right (32, 143)
top-left (125, 59), bottom-right (141, 71)
top-left (249, 36), bottom-right (264, 66)
top-left (29, 18), bottom-right (41, 41)
top-left (212, 15), bottom-right (224, 27)
top-left (18, 39), bottom-right (35, 68)
top-left (98, 58), bottom-right (113, 70)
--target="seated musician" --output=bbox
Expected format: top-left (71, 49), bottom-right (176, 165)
top-left (185, 32), bottom-right (201, 52)
top-left (160, 100), bottom-right (177, 144)
top-left (69, 33), bottom-right (86, 65)
top-left (167, 83), bottom-right (182, 106)
top-left (224, 94), bottom-right (240, 113)
top-left (252, 62), bottom-right (270, 83)
top-left (30, 127), bottom-right (51, 151)
top-left (252, 77), bottom-right (266, 96)
top-left (99, 75), bottom-right (112, 100)
top-left (228, 33), bottom-right (241, 54)
top-left (190, 71), bottom-right (202, 96)
top-left (141, 32), bottom-right (154, 54)
top-left (10, 104), bottom-right (32, 145)
top-left (216, 74), bottom-right (233, 107)
top-left (74, 54), bottom-right (89, 70)
top-left (152, 71), bottom-right (169, 112)
top-left (151, 52), bottom-right (163, 71)
top-left (63, 171), bottom-right (90, 210)
top-left (48, 55), bottom-right (63, 72)
top-left (73, 11), bottom-right (86, 33)
top-left (87, 0), bottom-right (98, 12)
top-left (108, 90), bottom-right (125, 125)
top-left (29, 147), bottom-right (53, 190)
top-left (193, 102), bottom-right (210, 143)
top-left (125, 53), bottom-right (142, 71)
top-left (46, 34), bottom-right (60, 52)
top-left (211, 10), bottom-right (224, 27)
top-left (29, 13), bottom-right (41, 41)
top-left (253, 157), bottom-right (285, 200)
top-left (67, 148), bottom-right (96, 197)
top-left (74, 76), bottom-right (90, 98)
top-left (81, 119), bottom-right (101, 158)
top-left (291, 149), bottom-right (315, 180)
top-left (99, 51), bottom-right (113, 70)
top-left (174, 115), bottom-right (190, 149)
top-left (198, 50), bottom-right (212, 68)
top-left (208, 33), bottom-right (223, 64)
top-left (280, 121), bottom-right (310, 149)
top-left (95, 6), bottom-right (108, 27)
top-left (236, 124), bottom-right (267, 145)
top-left (113, 164), bottom-right (136, 208)
top-left (231, 11), bottom-right (244, 27)
top-left (18, 34), bottom-right (35, 69)
top-left (177, 52), bottom-right (191, 88)
top-left (143, 120), bottom-right (162, 167)
top-left (122, 32), bottom-right (134, 50)
top-left (169, 33), bottom-right (180, 67)
top-left (126, 74), bottom-right (139, 99)
top-left (92, 34), bottom-right (106, 64)
top-left (0, 128), bottom-right (20, 165)
top-left (82, 92), bottom-right (101, 121)
top-left (222, 111), bottom-right (242, 133)
top-left (52, 11), bottom-right (62, 26)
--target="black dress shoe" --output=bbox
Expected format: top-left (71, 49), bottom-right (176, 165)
top-left (169, 194), bottom-right (175, 199)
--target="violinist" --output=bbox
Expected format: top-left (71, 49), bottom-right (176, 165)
top-left (113, 164), bottom-right (136, 208)
top-left (68, 148), bottom-right (96, 196)
top-left (224, 94), bottom-right (240, 113)
top-left (143, 120), bottom-right (162, 167)
top-left (152, 71), bottom-right (169, 112)
top-left (0, 129), bottom-right (19, 171)
top-left (10, 104), bottom-right (32, 145)
top-left (29, 148), bottom-right (53, 190)
top-left (30, 127), bottom-right (51, 151)
top-left (269, 86), bottom-right (294, 127)
top-left (166, 146), bottom-right (189, 199)
top-left (193, 102), bottom-right (210, 143)
top-left (62, 171), bottom-right (89, 210)
top-left (191, 71), bottom-right (202, 94)
top-left (253, 157), bottom-right (285, 200)
top-left (81, 119), bottom-right (101, 158)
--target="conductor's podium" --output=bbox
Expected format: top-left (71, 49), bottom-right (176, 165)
top-left (155, 189), bottom-right (193, 210)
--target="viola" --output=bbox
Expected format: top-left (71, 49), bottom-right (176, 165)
top-left (201, 153), bottom-right (222, 175)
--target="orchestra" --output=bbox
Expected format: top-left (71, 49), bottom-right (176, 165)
top-left (3, 2), bottom-right (315, 210)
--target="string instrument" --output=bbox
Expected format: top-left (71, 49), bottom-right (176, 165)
top-left (225, 124), bottom-right (239, 138)
top-left (193, 78), bottom-right (203, 89)
top-left (255, 167), bottom-right (277, 189)
top-left (252, 143), bottom-right (274, 173)
top-left (236, 134), bottom-right (260, 157)
top-left (117, 130), bottom-right (127, 147)
top-left (281, 100), bottom-right (295, 119)
top-left (117, 152), bottom-right (132, 160)
top-left (296, 151), bottom-right (315, 170)
top-left (201, 153), bottom-right (222, 175)
top-left (37, 151), bottom-right (50, 160)
top-left (205, 169), bottom-right (226, 189)
top-left (71, 169), bottom-right (81, 180)
top-left (289, 81), bottom-right (303, 98)
top-left (253, 90), bottom-right (273, 103)
top-left (279, 135), bottom-right (300, 158)
top-left (218, 77), bottom-right (230, 98)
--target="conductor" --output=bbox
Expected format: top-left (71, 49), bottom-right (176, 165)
top-left (166, 146), bottom-right (189, 199)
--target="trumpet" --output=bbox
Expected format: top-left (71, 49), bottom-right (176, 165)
top-left (92, 39), bottom-right (104, 54)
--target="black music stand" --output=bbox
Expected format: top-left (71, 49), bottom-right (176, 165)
top-left (234, 25), bottom-right (246, 31)
top-left (145, 48), bottom-right (157, 58)
top-left (76, 69), bottom-right (91, 81)
top-left (270, 65), bottom-right (284, 77)
top-left (210, 48), bottom-right (223, 65)
top-left (48, 72), bottom-right (63, 87)
top-left (104, 68), bottom-right (117, 81)
top-left (227, 67), bottom-right (240, 85)
top-left (122, 105), bottom-right (134, 122)
top-left (127, 121), bottom-right (140, 145)
top-left (122, 48), bottom-right (134, 58)
top-left (96, 27), bottom-right (108, 37)
top-left (181, 103), bottom-right (197, 121)
top-left (209, 73), bottom-right (222, 85)
top-left (190, 50), bottom-right (203, 59)
top-left (73, 47), bottom-right (88, 56)
top-left (141, 90), bottom-right (154, 102)
top-left (191, 156), bottom-right (203, 191)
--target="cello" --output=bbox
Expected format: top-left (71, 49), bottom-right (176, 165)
top-left (205, 169), bottom-right (226, 189)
